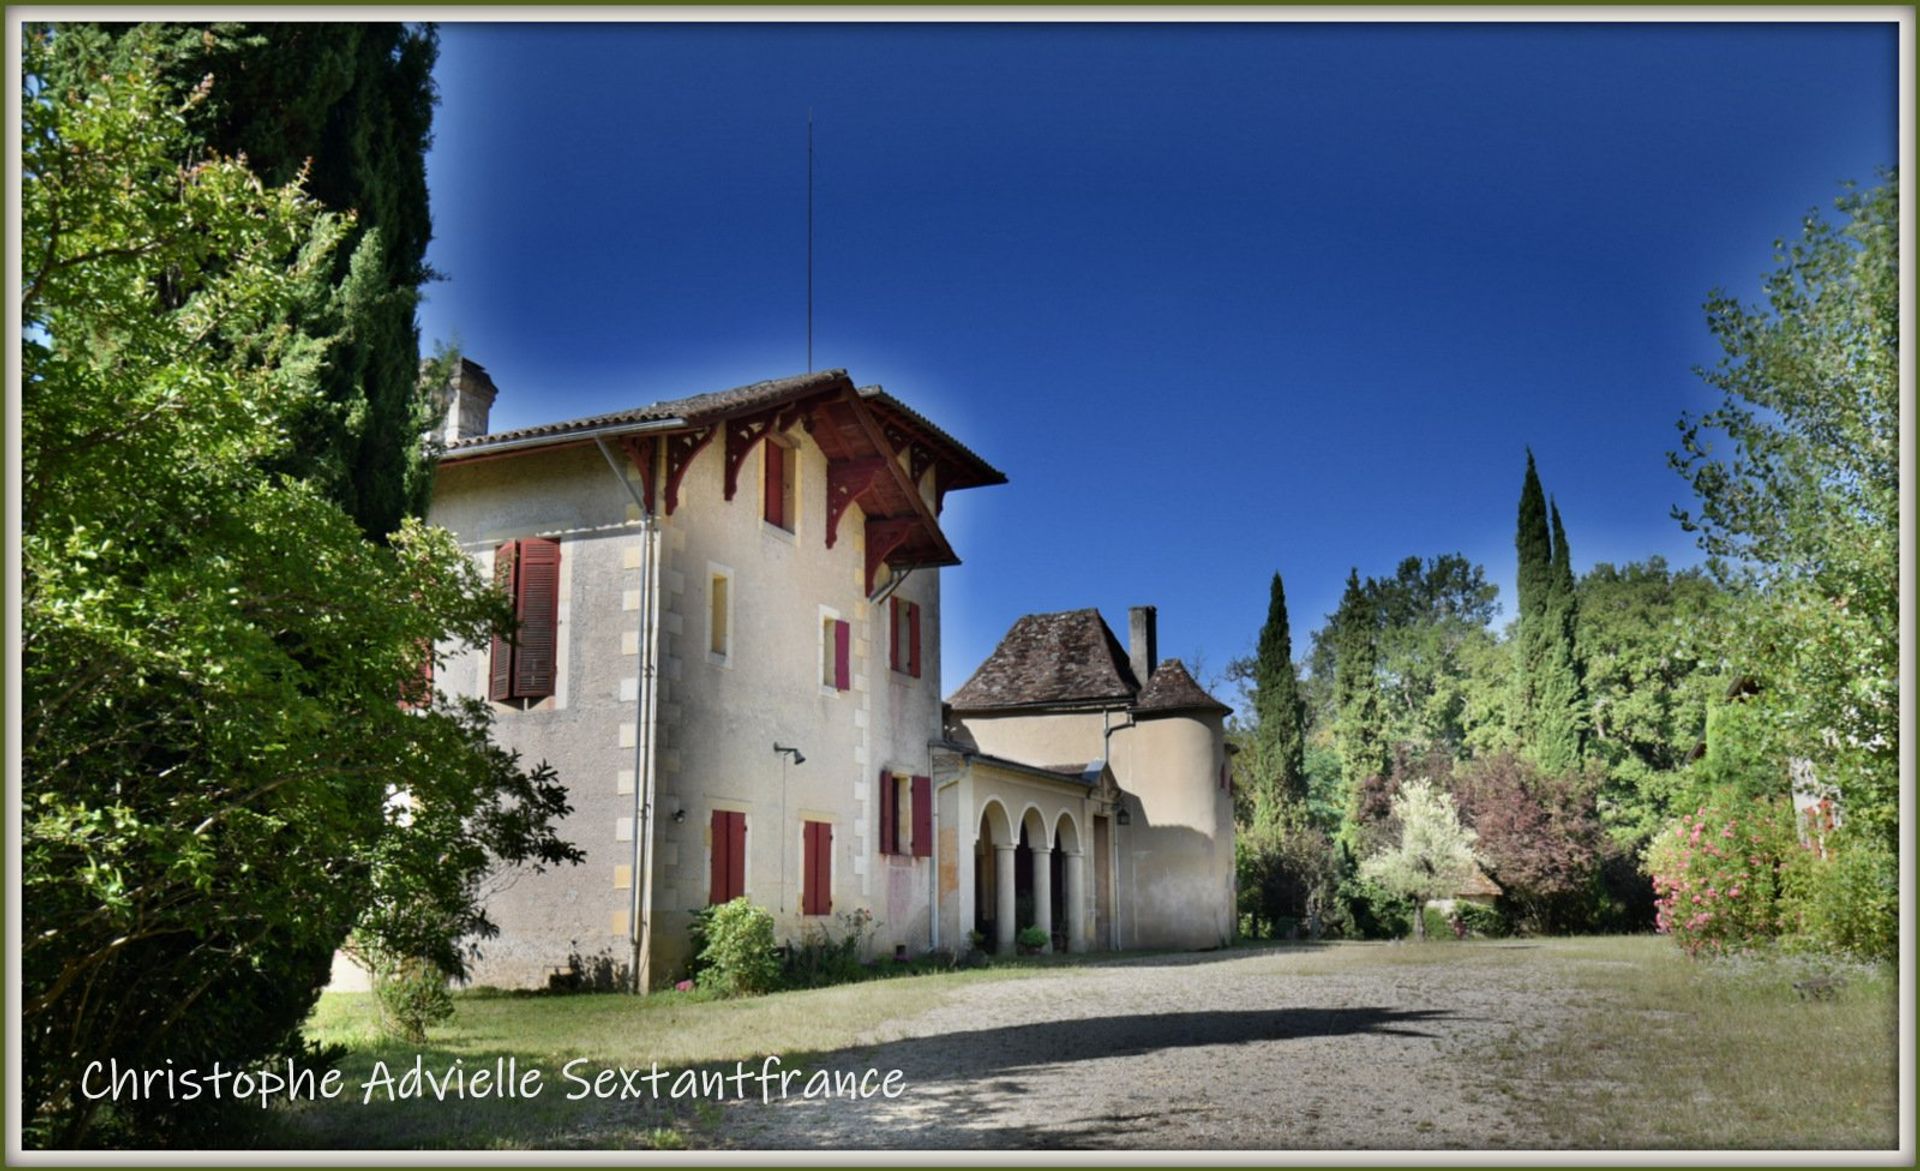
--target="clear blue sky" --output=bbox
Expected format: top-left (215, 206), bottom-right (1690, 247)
top-left (415, 19), bottom-right (1899, 700)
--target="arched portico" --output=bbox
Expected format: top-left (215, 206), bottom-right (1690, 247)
top-left (977, 799), bottom-right (1018, 954)
top-left (1053, 811), bottom-right (1087, 952)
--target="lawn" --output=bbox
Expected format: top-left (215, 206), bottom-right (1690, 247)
top-left (266, 937), bottom-right (1901, 1150)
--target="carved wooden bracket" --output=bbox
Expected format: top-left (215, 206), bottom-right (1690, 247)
top-left (825, 456), bottom-right (888, 549)
top-left (865, 517), bottom-right (919, 594)
top-left (721, 407), bottom-right (786, 503)
top-left (662, 427), bottom-right (715, 516)
top-left (617, 435), bottom-right (657, 516)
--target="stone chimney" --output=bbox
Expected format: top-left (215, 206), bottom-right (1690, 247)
top-left (435, 357), bottom-right (499, 444)
top-left (1128, 605), bottom-right (1158, 687)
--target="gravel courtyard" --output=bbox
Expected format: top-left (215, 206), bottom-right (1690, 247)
top-left (713, 942), bottom-right (1583, 1151)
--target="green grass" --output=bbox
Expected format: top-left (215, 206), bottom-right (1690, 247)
top-left (1485, 936), bottom-right (1900, 1149)
top-left (271, 965), bottom-right (1037, 1149)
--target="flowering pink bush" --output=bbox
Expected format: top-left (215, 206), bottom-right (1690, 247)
top-left (1647, 790), bottom-right (1796, 957)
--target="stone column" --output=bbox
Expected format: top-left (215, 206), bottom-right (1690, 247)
top-left (1032, 843), bottom-right (1054, 953)
top-left (1063, 849), bottom-right (1086, 953)
top-left (994, 844), bottom-right (1017, 955)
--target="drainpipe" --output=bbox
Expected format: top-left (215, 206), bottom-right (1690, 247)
top-left (596, 437), bottom-right (662, 994)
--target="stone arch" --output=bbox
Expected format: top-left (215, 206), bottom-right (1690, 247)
top-left (1019, 804), bottom-right (1050, 849)
top-left (978, 798), bottom-right (1015, 848)
top-left (1052, 808), bottom-right (1083, 856)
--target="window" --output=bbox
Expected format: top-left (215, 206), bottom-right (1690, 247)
top-left (878, 772), bottom-right (932, 858)
top-left (764, 438), bottom-right (795, 531)
top-left (802, 820), bottom-right (832, 915)
top-left (889, 597), bottom-right (922, 678)
top-left (708, 568), bottom-right (731, 660)
top-left (821, 615), bottom-right (850, 691)
top-left (709, 810), bottom-right (747, 905)
top-left (489, 537), bottom-right (561, 701)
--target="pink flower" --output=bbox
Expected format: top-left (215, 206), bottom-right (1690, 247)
top-left (674, 979), bottom-right (694, 992)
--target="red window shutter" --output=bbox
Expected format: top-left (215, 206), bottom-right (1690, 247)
top-left (763, 441), bottom-right (785, 528)
top-left (513, 537), bottom-right (561, 698)
top-left (803, 822), bottom-right (832, 915)
top-left (833, 619), bottom-right (850, 691)
top-left (727, 811), bottom-right (747, 902)
top-left (878, 769), bottom-right (896, 855)
top-left (488, 541), bottom-right (517, 701)
top-left (911, 775), bottom-right (933, 857)
top-left (709, 810), bottom-right (730, 905)
top-left (889, 598), bottom-right (901, 672)
top-left (908, 603), bottom-right (922, 679)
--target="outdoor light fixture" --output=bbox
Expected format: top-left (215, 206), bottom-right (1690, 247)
top-left (773, 742), bottom-right (806, 766)
top-left (672, 808), bottom-right (686, 824)
top-left (1115, 806), bottom-right (1132, 826)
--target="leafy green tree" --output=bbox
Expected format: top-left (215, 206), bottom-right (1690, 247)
top-left (1575, 558), bottom-right (1730, 846)
top-left (41, 21), bottom-right (444, 539)
top-left (1671, 171), bottom-right (1900, 849)
top-left (21, 35), bottom-right (576, 1143)
top-left (1358, 780), bottom-right (1483, 942)
top-left (1331, 569), bottom-right (1389, 798)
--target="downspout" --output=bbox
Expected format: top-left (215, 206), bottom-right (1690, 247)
top-left (596, 437), bottom-right (661, 994)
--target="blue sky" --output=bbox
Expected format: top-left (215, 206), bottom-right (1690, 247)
top-left (415, 19), bottom-right (1900, 700)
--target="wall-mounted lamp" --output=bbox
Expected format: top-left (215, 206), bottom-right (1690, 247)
top-left (672, 808), bottom-right (686, 824)
top-left (1115, 806), bottom-right (1132, 826)
top-left (773, 742), bottom-right (806, 766)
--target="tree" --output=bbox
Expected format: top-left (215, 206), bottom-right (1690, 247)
top-left (1510, 456), bottom-right (1586, 772)
top-left (1331, 569), bottom-right (1389, 800)
top-left (21, 35), bottom-right (576, 1143)
top-left (1451, 752), bottom-right (1605, 933)
top-left (1671, 171), bottom-right (1900, 849)
top-left (1249, 572), bottom-right (1309, 820)
top-left (1358, 781), bottom-right (1482, 941)
top-left (40, 22), bottom-right (444, 539)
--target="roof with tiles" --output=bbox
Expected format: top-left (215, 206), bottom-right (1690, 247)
top-left (1134, 658), bottom-right (1232, 716)
top-left (947, 610), bottom-right (1231, 717)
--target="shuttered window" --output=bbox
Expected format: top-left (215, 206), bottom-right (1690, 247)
top-left (489, 537), bottom-right (561, 702)
top-left (802, 820), bottom-right (832, 916)
top-left (709, 810), bottom-right (747, 905)
top-left (910, 775), bottom-right (933, 858)
top-left (890, 599), bottom-right (922, 678)
top-left (822, 617), bottom-right (850, 691)
top-left (764, 439), bottom-right (794, 531)
top-left (878, 769), bottom-right (897, 855)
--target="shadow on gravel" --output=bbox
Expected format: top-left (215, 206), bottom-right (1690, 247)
top-left (811, 1005), bottom-right (1453, 1085)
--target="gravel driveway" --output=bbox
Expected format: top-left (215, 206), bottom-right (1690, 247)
top-left (712, 943), bottom-right (1578, 1150)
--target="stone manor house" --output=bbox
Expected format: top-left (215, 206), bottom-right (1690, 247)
top-left (418, 361), bottom-right (1236, 991)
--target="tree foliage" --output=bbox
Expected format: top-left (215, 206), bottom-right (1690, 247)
top-left (40, 21), bottom-right (444, 539)
top-left (1247, 572), bottom-right (1308, 822)
top-left (1451, 752), bottom-right (1606, 933)
top-left (1510, 455), bottom-right (1587, 773)
top-left (1671, 171), bottom-right (1900, 848)
top-left (1358, 781), bottom-right (1482, 941)
top-left (20, 31), bottom-right (576, 1144)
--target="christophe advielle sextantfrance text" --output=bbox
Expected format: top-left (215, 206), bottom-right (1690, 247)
top-left (79, 1056), bottom-right (908, 1108)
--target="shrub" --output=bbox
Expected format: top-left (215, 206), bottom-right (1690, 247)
top-left (371, 956), bottom-right (454, 1043)
top-left (1454, 901), bottom-right (1509, 938)
top-left (695, 899), bottom-right (780, 997)
top-left (1647, 788), bottom-right (1796, 957)
top-left (1780, 827), bottom-right (1897, 962)
top-left (781, 908), bottom-right (876, 989)
top-left (1015, 926), bottom-right (1049, 954)
top-left (1420, 908), bottom-right (1454, 941)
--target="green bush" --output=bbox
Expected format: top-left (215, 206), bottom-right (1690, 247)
top-left (1454, 901), bottom-right (1509, 938)
top-left (695, 899), bottom-right (780, 997)
top-left (1015, 925), bottom-right (1049, 954)
top-left (782, 908), bottom-right (876, 989)
top-left (1782, 828), bottom-right (1897, 962)
top-left (371, 956), bottom-right (454, 1043)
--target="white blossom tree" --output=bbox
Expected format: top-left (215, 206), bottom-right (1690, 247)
top-left (1359, 781), bottom-right (1482, 940)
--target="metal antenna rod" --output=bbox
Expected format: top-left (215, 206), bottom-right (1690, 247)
top-left (807, 108), bottom-right (814, 373)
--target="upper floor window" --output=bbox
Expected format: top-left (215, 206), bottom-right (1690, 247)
top-left (764, 438), bottom-right (795, 531)
top-left (489, 537), bottom-right (560, 701)
top-left (708, 566), bottom-right (732, 662)
top-left (889, 597), bottom-right (922, 678)
top-left (821, 613), bottom-right (850, 691)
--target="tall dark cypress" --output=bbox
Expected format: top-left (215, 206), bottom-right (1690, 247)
top-left (1252, 572), bottom-right (1309, 822)
top-left (1510, 451), bottom-right (1555, 753)
top-left (1534, 500), bottom-right (1589, 772)
top-left (43, 23), bottom-right (442, 539)
top-left (1332, 569), bottom-right (1388, 799)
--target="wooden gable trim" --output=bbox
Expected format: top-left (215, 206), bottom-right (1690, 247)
top-left (617, 435), bottom-right (658, 516)
top-left (865, 517), bottom-right (919, 594)
top-left (825, 456), bottom-right (888, 549)
top-left (662, 426), bottom-right (716, 516)
top-left (721, 406), bottom-right (786, 503)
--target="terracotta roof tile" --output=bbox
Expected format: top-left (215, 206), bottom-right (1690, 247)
top-left (946, 609), bottom-right (1140, 711)
top-left (445, 369), bottom-right (851, 452)
top-left (1134, 659), bottom-right (1232, 717)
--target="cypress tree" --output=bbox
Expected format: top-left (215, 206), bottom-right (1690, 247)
top-left (1332, 569), bottom-right (1388, 799)
top-left (1511, 450), bottom-right (1555, 752)
top-left (43, 23), bottom-right (442, 539)
top-left (1533, 500), bottom-right (1589, 772)
top-left (1252, 572), bottom-right (1309, 823)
